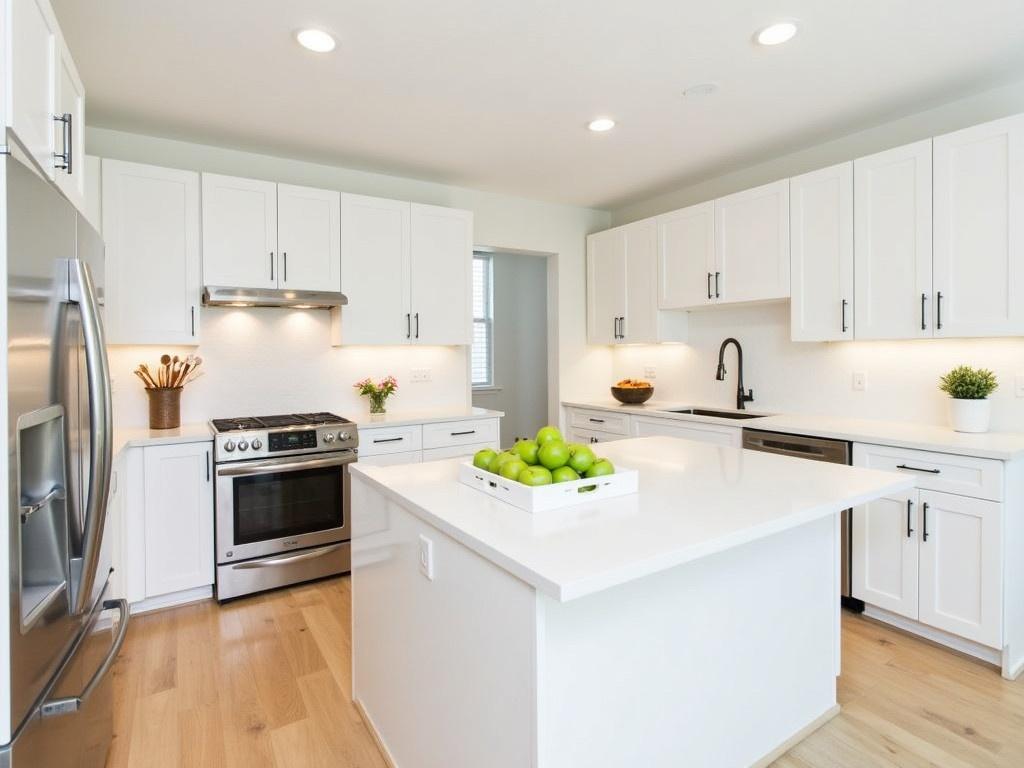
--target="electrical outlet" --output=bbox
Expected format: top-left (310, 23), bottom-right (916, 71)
top-left (852, 371), bottom-right (867, 391)
top-left (418, 534), bottom-right (434, 580)
top-left (410, 368), bottom-right (432, 383)
top-left (643, 367), bottom-right (657, 380)
top-left (1015, 375), bottom-right (1024, 398)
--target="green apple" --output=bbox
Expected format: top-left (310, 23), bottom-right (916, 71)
top-left (513, 439), bottom-right (540, 465)
top-left (566, 444), bottom-right (596, 474)
top-left (537, 440), bottom-right (570, 470)
top-left (488, 451), bottom-right (517, 474)
top-left (473, 448), bottom-right (498, 470)
top-left (499, 458), bottom-right (528, 481)
top-left (584, 458), bottom-right (615, 478)
top-left (551, 466), bottom-right (580, 483)
top-left (519, 465), bottom-right (553, 486)
top-left (535, 425), bottom-right (563, 446)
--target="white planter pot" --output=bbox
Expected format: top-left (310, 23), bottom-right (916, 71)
top-left (948, 398), bottom-right (991, 433)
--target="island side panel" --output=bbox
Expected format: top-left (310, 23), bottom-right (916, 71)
top-left (350, 475), bottom-right (538, 768)
top-left (536, 515), bottom-right (839, 768)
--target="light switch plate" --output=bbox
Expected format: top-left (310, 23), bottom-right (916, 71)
top-left (852, 372), bottom-right (866, 391)
top-left (418, 534), bottom-right (434, 580)
top-left (643, 367), bottom-right (657, 380)
top-left (410, 368), bottom-right (432, 383)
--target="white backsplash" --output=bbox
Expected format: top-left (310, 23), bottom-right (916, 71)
top-left (108, 307), bottom-right (469, 428)
top-left (613, 302), bottom-right (1024, 433)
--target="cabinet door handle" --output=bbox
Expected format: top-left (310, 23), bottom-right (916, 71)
top-left (714, 272), bottom-right (721, 298)
top-left (936, 291), bottom-right (943, 330)
top-left (896, 463), bottom-right (940, 474)
top-left (906, 498), bottom-right (914, 538)
top-left (920, 293), bottom-right (927, 331)
top-left (53, 112), bottom-right (72, 172)
top-left (619, 316), bottom-right (626, 339)
top-left (922, 501), bottom-right (930, 542)
top-left (613, 317), bottom-right (621, 339)
top-left (283, 252), bottom-right (288, 283)
top-left (406, 313), bottom-right (411, 339)
top-left (270, 252), bottom-right (275, 281)
top-left (707, 273), bottom-right (712, 300)
top-left (191, 306), bottom-right (196, 337)
top-left (414, 312), bottom-right (420, 339)
top-left (206, 450), bottom-right (211, 482)
top-left (841, 299), bottom-right (848, 333)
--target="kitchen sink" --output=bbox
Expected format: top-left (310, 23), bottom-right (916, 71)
top-left (665, 408), bottom-right (769, 420)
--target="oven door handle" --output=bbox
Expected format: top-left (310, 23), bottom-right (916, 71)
top-left (216, 453), bottom-right (355, 477)
top-left (231, 542), bottom-right (345, 569)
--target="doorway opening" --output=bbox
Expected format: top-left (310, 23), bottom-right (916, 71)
top-left (470, 247), bottom-right (554, 447)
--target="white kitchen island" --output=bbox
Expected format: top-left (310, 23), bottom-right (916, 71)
top-left (350, 436), bottom-right (914, 768)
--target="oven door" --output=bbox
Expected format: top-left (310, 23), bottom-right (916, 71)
top-left (215, 451), bottom-right (353, 564)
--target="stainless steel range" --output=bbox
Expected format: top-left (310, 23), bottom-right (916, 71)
top-left (211, 412), bottom-right (357, 601)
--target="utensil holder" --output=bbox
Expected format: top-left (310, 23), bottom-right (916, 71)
top-left (147, 388), bottom-right (182, 430)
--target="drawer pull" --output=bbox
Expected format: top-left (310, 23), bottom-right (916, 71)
top-left (450, 430), bottom-right (476, 437)
top-left (896, 463), bottom-right (940, 474)
top-left (373, 437), bottom-right (405, 444)
top-left (588, 418), bottom-right (606, 424)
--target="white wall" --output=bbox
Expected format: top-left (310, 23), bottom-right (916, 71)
top-left (86, 127), bottom-right (612, 427)
top-left (473, 252), bottom-right (548, 444)
top-left (613, 302), bottom-right (1024, 432)
top-left (608, 80), bottom-right (1024, 434)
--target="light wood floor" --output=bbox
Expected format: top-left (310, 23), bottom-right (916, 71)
top-left (107, 576), bottom-right (1024, 768)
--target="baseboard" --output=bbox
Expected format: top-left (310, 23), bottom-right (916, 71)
top-left (354, 697), bottom-right (398, 768)
top-left (751, 704), bottom-right (840, 768)
top-left (128, 586), bottom-right (214, 615)
top-left (1002, 650), bottom-right (1024, 681)
top-left (862, 605), bottom-right (1001, 668)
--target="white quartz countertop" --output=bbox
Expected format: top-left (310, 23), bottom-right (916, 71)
top-left (351, 436), bottom-right (913, 601)
top-left (564, 400), bottom-right (1024, 461)
top-left (113, 423), bottom-right (213, 455)
top-left (354, 406), bottom-right (503, 429)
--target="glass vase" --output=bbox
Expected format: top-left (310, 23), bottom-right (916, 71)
top-left (369, 394), bottom-right (387, 415)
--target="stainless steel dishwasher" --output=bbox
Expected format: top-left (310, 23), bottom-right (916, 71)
top-left (742, 429), bottom-right (863, 612)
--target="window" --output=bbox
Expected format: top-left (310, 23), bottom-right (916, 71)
top-left (472, 253), bottom-right (493, 388)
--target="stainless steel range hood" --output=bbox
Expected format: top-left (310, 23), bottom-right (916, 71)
top-left (202, 286), bottom-right (348, 309)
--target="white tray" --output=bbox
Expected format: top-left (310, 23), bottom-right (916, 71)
top-left (458, 461), bottom-right (638, 514)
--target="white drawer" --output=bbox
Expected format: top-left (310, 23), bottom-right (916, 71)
top-left (423, 418), bottom-right (499, 450)
top-left (422, 441), bottom-right (496, 463)
top-left (853, 443), bottom-right (1003, 502)
top-left (357, 450), bottom-right (422, 467)
top-left (631, 416), bottom-right (741, 448)
top-left (568, 408), bottom-right (630, 436)
top-left (358, 425), bottom-right (423, 456)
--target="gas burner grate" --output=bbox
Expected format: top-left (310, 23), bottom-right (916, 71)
top-left (296, 412), bottom-right (351, 425)
top-left (212, 412), bottom-right (351, 432)
top-left (211, 417), bottom-right (264, 432)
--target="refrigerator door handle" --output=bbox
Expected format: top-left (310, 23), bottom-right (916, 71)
top-left (68, 259), bottom-right (114, 615)
top-left (39, 599), bottom-right (129, 718)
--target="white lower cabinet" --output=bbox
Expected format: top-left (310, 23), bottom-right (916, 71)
top-left (142, 442), bottom-right (215, 598)
top-left (852, 443), bottom-right (1006, 655)
top-left (630, 415), bottom-right (741, 447)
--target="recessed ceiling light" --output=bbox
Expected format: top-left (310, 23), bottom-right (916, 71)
top-left (296, 28), bottom-right (336, 53)
top-left (682, 82), bottom-right (719, 99)
top-left (588, 117), bottom-right (616, 132)
top-left (755, 21), bottom-right (798, 46)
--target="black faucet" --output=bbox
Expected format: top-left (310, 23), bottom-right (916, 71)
top-left (716, 337), bottom-right (755, 410)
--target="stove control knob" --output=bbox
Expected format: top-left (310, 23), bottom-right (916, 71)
top-left (322, 432), bottom-right (336, 443)
top-left (251, 438), bottom-right (263, 450)
top-left (338, 432), bottom-right (351, 442)
top-left (238, 440), bottom-right (249, 451)
top-left (224, 439), bottom-right (236, 452)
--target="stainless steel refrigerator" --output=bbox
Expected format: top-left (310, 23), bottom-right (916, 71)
top-left (0, 142), bottom-right (127, 767)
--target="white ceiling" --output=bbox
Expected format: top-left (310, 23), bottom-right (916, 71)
top-left (52, 0), bottom-right (1024, 209)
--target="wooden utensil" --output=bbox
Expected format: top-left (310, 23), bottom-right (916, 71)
top-left (138, 364), bottom-right (159, 389)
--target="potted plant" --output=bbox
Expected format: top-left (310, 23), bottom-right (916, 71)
top-left (354, 375), bottom-right (398, 417)
top-left (939, 365), bottom-right (998, 433)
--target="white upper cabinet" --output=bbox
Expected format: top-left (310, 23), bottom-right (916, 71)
top-left (657, 201), bottom-right (715, 309)
top-left (854, 140), bottom-right (933, 340)
top-left (790, 163), bottom-right (853, 341)
top-left (932, 114), bottom-right (1024, 338)
top-left (714, 179), bottom-right (790, 303)
top-left (410, 203), bottom-right (473, 345)
top-left (102, 160), bottom-right (201, 345)
top-left (586, 227), bottom-right (626, 344)
top-left (333, 196), bottom-right (472, 346)
top-left (52, 38), bottom-right (85, 211)
top-left (9, 0), bottom-right (58, 178)
top-left (201, 174), bottom-right (278, 289)
top-left (622, 219), bottom-right (658, 342)
top-left (277, 183), bottom-right (341, 291)
top-left (336, 193), bottom-right (411, 345)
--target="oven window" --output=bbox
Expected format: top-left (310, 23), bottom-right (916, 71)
top-left (233, 465), bottom-right (343, 545)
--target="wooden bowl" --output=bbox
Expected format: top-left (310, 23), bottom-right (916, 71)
top-left (610, 386), bottom-right (654, 405)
